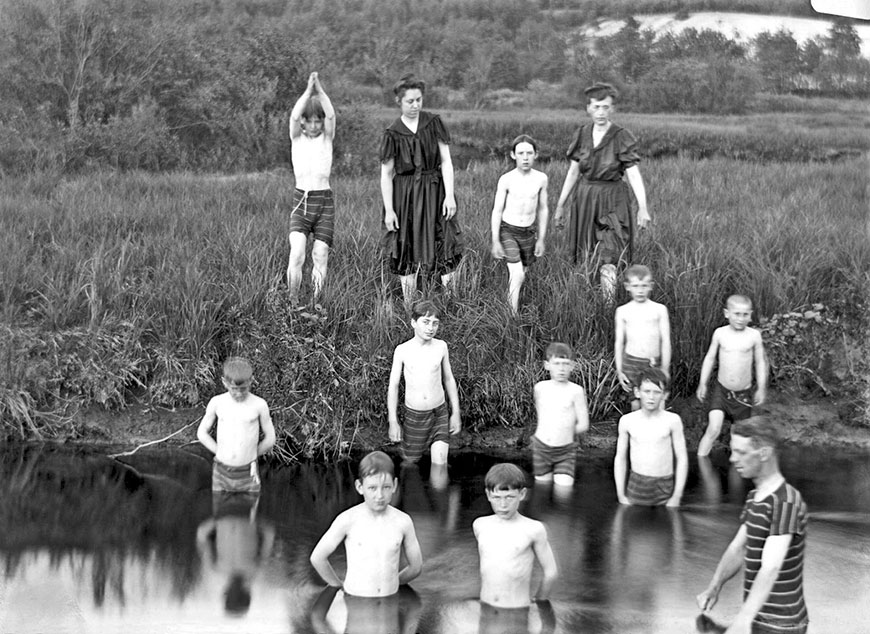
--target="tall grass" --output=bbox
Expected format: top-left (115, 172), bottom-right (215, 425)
top-left (1, 154), bottom-right (867, 451)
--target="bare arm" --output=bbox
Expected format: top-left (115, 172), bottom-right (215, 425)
top-left (726, 534), bottom-right (792, 633)
top-left (309, 514), bottom-right (350, 588)
top-left (438, 141), bottom-right (456, 219)
top-left (697, 524), bottom-right (747, 612)
top-left (312, 73), bottom-right (336, 139)
top-left (441, 344), bottom-right (462, 434)
top-left (289, 72), bottom-right (316, 140)
top-left (614, 307), bottom-right (630, 390)
top-left (196, 399), bottom-right (219, 455)
top-left (490, 175), bottom-right (508, 258)
top-left (532, 523), bottom-right (558, 601)
top-left (398, 518), bottom-right (423, 585)
top-left (613, 418), bottom-right (631, 504)
top-left (753, 334), bottom-right (769, 406)
top-left (666, 417), bottom-right (689, 507)
top-left (387, 347), bottom-right (404, 441)
top-left (257, 401), bottom-right (276, 456)
top-left (535, 175), bottom-right (550, 256)
top-left (696, 333), bottom-right (720, 402)
top-left (574, 386), bottom-right (590, 435)
top-left (625, 165), bottom-right (649, 228)
top-left (381, 158), bottom-right (398, 230)
top-left (554, 160), bottom-right (580, 227)
top-left (659, 305), bottom-right (672, 378)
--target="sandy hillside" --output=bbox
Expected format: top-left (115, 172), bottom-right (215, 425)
top-left (585, 12), bottom-right (870, 55)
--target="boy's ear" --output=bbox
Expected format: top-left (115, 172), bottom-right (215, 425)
top-left (633, 385), bottom-right (641, 399)
top-left (519, 488), bottom-right (528, 501)
top-left (510, 150), bottom-right (516, 160)
top-left (354, 479), bottom-right (363, 494)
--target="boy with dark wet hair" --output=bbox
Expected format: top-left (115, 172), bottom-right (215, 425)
top-left (696, 294), bottom-right (769, 456)
top-left (309, 450), bottom-right (423, 598)
top-left (613, 367), bottom-right (688, 507)
top-left (473, 463), bottom-right (558, 614)
top-left (532, 342), bottom-right (590, 486)
top-left (197, 357), bottom-right (276, 493)
top-left (614, 264), bottom-right (671, 411)
top-left (388, 300), bottom-right (461, 464)
top-left (490, 134), bottom-right (550, 314)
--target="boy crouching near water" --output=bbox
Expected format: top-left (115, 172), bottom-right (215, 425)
top-left (614, 367), bottom-right (688, 507)
top-left (532, 342), bottom-right (589, 487)
top-left (309, 451), bottom-right (423, 597)
top-left (388, 300), bottom-right (461, 465)
top-left (474, 463), bottom-right (558, 616)
top-left (197, 357), bottom-right (276, 493)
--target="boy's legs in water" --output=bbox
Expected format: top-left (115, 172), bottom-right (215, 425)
top-left (311, 239), bottom-right (329, 300)
top-left (697, 410), bottom-right (725, 456)
top-left (430, 440), bottom-right (448, 465)
top-left (506, 261), bottom-right (526, 314)
top-left (287, 231), bottom-right (308, 304)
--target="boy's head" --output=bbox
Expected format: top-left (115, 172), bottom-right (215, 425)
top-left (730, 416), bottom-right (780, 478)
top-left (623, 264), bottom-right (653, 302)
top-left (584, 82), bottom-right (619, 105)
top-left (222, 357), bottom-right (253, 401)
top-left (544, 342), bottom-right (575, 382)
top-left (724, 294), bottom-right (753, 331)
top-left (633, 367), bottom-right (669, 410)
top-left (410, 299), bottom-right (442, 321)
top-left (484, 463), bottom-right (527, 519)
top-left (510, 134), bottom-right (538, 170)
top-left (301, 97), bottom-right (325, 137)
top-left (355, 451), bottom-right (396, 512)
top-left (410, 300), bottom-right (442, 341)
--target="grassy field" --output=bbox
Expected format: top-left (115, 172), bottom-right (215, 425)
top-left (1, 127), bottom-right (867, 455)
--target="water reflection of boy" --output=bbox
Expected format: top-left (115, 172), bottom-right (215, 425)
top-left (196, 492), bottom-right (275, 615)
top-left (393, 462), bottom-right (460, 546)
top-left (309, 585), bottom-right (423, 634)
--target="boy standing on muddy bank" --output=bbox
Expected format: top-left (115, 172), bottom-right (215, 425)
top-left (696, 294), bottom-right (768, 457)
top-left (614, 264), bottom-right (671, 411)
top-left (531, 342), bottom-right (589, 487)
top-left (614, 368), bottom-right (688, 507)
top-left (197, 357), bottom-right (276, 493)
top-left (287, 71), bottom-right (336, 305)
top-left (309, 451), bottom-right (423, 597)
top-left (388, 300), bottom-right (461, 465)
top-left (490, 134), bottom-right (549, 315)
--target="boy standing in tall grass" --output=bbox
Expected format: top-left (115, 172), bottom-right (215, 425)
top-left (531, 342), bottom-right (589, 487)
top-left (287, 71), bottom-right (335, 305)
top-left (696, 295), bottom-right (768, 457)
top-left (388, 300), bottom-right (461, 465)
top-left (614, 264), bottom-right (671, 411)
top-left (197, 357), bottom-right (276, 493)
top-left (490, 134), bottom-right (549, 315)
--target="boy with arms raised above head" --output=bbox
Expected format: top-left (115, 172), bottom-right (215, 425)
top-left (287, 71), bottom-right (336, 304)
top-left (197, 357), bottom-right (276, 493)
top-left (490, 134), bottom-right (550, 314)
top-left (309, 451), bottom-right (423, 598)
top-left (388, 300), bottom-right (461, 465)
top-left (614, 368), bottom-right (688, 507)
top-left (614, 264), bottom-right (671, 410)
top-left (474, 463), bottom-right (558, 615)
top-left (696, 294), bottom-right (768, 457)
top-left (532, 342), bottom-right (590, 487)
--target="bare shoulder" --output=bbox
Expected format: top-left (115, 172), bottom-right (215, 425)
top-left (570, 381), bottom-right (585, 396)
top-left (531, 168), bottom-right (548, 185)
top-left (520, 515), bottom-right (547, 540)
top-left (249, 393), bottom-right (269, 408)
top-left (748, 326), bottom-right (764, 342)
top-left (434, 338), bottom-right (449, 355)
top-left (665, 411), bottom-right (684, 429)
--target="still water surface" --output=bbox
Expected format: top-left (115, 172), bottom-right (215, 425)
top-left (0, 444), bottom-right (868, 634)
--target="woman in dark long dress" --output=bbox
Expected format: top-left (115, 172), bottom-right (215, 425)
top-left (554, 83), bottom-right (650, 300)
top-left (380, 74), bottom-right (462, 304)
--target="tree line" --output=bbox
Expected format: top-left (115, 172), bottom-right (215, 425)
top-left (1, 0), bottom-right (867, 174)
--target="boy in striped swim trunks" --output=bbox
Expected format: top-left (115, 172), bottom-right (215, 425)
top-left (387, 300), bottom-right (461, 465)
top-left (197, 357), bottom-right (276, 494)
top-left (531, 342), bottom-right (589, 487)
top-left (287, 71), bottom-right (336, 304)
top-left (697, 417), bottom-right (808, 634)
top-left (489, 134), bottom-right (550, 315)
top-left (613, 367), bottom-right (688, 507)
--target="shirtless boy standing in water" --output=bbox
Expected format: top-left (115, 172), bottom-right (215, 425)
top-left (388, 300), bottom-right (461, 464)
top-left (490, 134), bottom-right (550, 314)
top-left (309, 451), bottom-right (423, 597)
top-left (197, 357), bottom-right (276, 493)
top-left (696, 294), bottom-right (768, 456)
top-left (474, 463), bottom-right (558, 615)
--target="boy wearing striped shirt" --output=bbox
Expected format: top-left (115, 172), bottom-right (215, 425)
top-left (697, 416), bottom-right (809, 634)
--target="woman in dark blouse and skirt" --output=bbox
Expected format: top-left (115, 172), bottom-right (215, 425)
top-left (380, 74), bottom-right (463, 304)
top-left (554, 82), bottom-right (650, 300)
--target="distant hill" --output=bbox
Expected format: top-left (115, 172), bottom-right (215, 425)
top-left (583, 12), bottom-right (870, 55)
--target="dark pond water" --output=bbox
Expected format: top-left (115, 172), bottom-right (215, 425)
top-left (0, 443), bottom-right (868, 633)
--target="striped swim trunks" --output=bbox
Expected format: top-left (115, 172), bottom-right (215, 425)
top-left (288, 188), bottom-right (335, 246)
top-left (499, 221), bottom-right (537, 267)
top-left (626, 470), bottom-right (674, 506)
top-left (530, 435), bottom-right (577, 478)
top-left (622, 352), bottom-right (659, 392)
top-left (212, 459), bottom-right (261, 493)
top-left (401, 402), bottom-right (450, 463)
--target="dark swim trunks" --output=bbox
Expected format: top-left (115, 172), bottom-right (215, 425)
top-left (530, 435), bottom-right (577, 478)
top-left (626, 470), bottom-right (674, 506)
top-left (288, 188), bottom-right (335, 246)
top-left (708, 380), bottom-right (753, 422)
top-left (212, 459), bottom-right (261, 493)
top-left (499, 221), bottom-right (536, 267)
top-left (622, 352), bottom-right (659, 392)
top-left (402, 402), bottom-right (450, 463)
